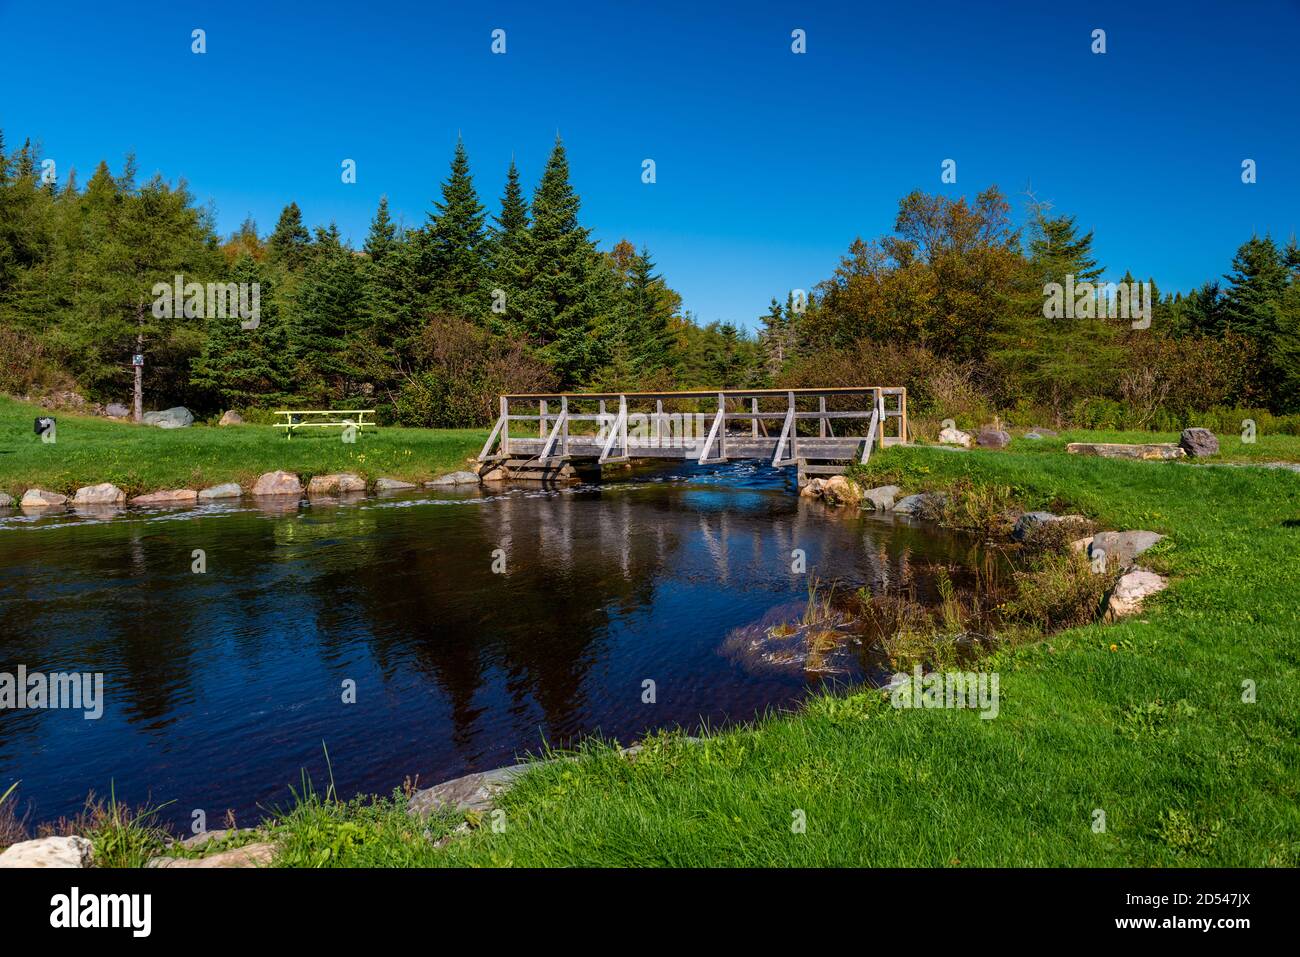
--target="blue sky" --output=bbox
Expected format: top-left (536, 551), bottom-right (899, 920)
top-left (1, 0), bottom-right (1296, 329)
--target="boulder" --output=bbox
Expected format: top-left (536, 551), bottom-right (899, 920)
top-left (1023, 431), bottom-right (1044, 440)
top-left (148, 842), bottom-right (275, 869)
top-left (1105, 567), bottom-right (1168, 619)
top-left (426, 470), bottom-right (481, 486)
top-left (71, 483), bottom-right (126, 506)
top-left (198, 483), bottom-right (243, 500)
top-left (104, 403), bottom-right (130, 418)
top-left (938, 426), bottom-right (973, 448)
top-left (141, 406), bottom-right (194, 429)
top-left (1179, 427), bottom-right (1219, 458)
top-left (799, 478), bottom-right (825, 498)
top-left (307, 472), bottom-right (367, 494)
top-left (408, 764), bottom-right (538, 818)
top-left (218, 410), bottom-right (244, 427)
top-left (1070, 536), bottom-right (1093, 554)
top-left (251, 471), bottom-right (303, 497)
top-left (0, 835), bottom-right (93, 868)
top-left (374, 477), bottom-right (418, 491)
top-left (820, 474), bottom-right (861, 506)
top-left (861, 484), bottom-right (901, 511)
top-left (893, 492), bottom-right (943, 516)
top-left (130, 489), bottom-right (198, 506)
top-left (976, 428), bottom-right (1011, 449)
top-left (1012, 511), bottom-right (1058, 542)
top-left (1089, 530), bottom-right (1165, 568)
top-left (1067, 442), bottom-right (1186, 460)
top-left (20, 488), bottom-right (67, 508)
top-left (0, 492), bottom-right (12, 508)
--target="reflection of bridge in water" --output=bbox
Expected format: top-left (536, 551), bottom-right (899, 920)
top-left (478, 387), bottom-right (908, 485)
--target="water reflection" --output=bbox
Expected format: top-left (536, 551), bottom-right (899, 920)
top-left (0, 463), bottom-right (981, 827)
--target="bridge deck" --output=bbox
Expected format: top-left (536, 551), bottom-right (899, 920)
top-left (480, 387), bottom-right (907, 473)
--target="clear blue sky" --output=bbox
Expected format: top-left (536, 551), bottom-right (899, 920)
top-left (2, 0), bottom-right (1296, 329)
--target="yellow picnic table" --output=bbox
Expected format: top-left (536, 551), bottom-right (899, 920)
top-left (273, 409), bottom-right (375, 440)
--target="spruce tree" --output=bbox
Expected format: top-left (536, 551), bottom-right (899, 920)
top-left (521, 136), bottom-right (615, 385)
top-left (487, 159), bottom-right (531, 334)
top-left (426, 138), bottom-right (488, 317)
top-left (267, 202), bottom-right (311, 270)
top-left (364, 196), bottom-right (397, 262)
top-left (190, 254), bottom-right (292, 406)
top-left (292, 224), bottom-right (363, 401)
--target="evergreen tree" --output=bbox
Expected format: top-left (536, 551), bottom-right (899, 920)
top-left (487, 159), bottom-right (531, 334)
top-left (425, 138), bottom-right (488, 317)
top-left (267, 202), bottom-right (311, 270)
top-left (364, 196), bottom-right (397, 263)
top-left (1028, 212), bottom-right (1103, 286)
top-left (520, 136), bottom-right (615, 385)
top-left (190, 254), bottom-right (292, 406)
top-left (293, 224), bottom-right (363, 400)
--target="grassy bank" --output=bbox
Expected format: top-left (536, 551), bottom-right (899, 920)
top-left (0, 397), bottom-right (486, 498)
top-left (262, 441), bottom-right (1298, 866)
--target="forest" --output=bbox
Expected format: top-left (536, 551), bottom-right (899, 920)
top-left (1, 129), bottom-right (1296, 431)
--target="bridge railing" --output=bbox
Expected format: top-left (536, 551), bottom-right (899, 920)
top-left (478, 387), bottom-right (907, 466)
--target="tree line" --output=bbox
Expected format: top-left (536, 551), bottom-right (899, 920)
top-left (0, 132), bottom-right (752, 426)
top-left (1, 127), bottom-right (1295, 430)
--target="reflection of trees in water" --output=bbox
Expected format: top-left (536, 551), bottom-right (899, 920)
top-left (0, 485), bottom-right (989, 782)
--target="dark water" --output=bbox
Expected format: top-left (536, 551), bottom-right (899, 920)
top-left (0, 463), bottom-right (980, 828)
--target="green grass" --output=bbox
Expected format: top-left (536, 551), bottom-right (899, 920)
top-left (1006, 427), bottom-right (1300, 464)
top-left (0, 396), bottom-right (486, 498)
top-left (264, 442), bottom-right (1298, 866)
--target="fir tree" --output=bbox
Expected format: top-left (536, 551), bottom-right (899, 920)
top-left (190, 254), bottom-right (292, 406)
top-left (426, 138), bottom-right (488, 317)
top-left (267, 202), bottom-right (311, 270)
top-left (520, 136), bottom-right (615, 384)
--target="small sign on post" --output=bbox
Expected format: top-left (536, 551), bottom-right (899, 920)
top-left (132, 354), bottom-right (144, 367)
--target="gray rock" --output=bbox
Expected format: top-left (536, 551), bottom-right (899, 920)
top-left (1012, 511), bottom-right (1058, 541)
top-left (0, 835), bottom-right (93, 868)
top-left (148, 843), bottom-right (275, 868)
top-left (408, 763), bottom-right (541, 817)
top-left (0, 492), bottom-right (12, 508)
top-left (1105, 567), bottom-right (1168, 618)
top-left (141, 406), bottom-right (194, 429)
top-left (72, 483), bottom-right (127, 506)
top-left (1024, 431), bottom-right (1044, 440)
top-left (20, 488), bottom-right (67, 508)
top-left (104, 403), bottom-right (130, 418)
top-left (218, 410), bottom-right (244, 426)
top-left (374, 477), bottom-right (417, 490)
top-left (307, 472), bottom-right (366, 494)
top-left (426, 470), bottom-right (481, 487)
top-left (861, 484), bottom-right (902, 511)
top-left (1179, 427), bottom-right (1219, 457)
top-left (198, 482), bottom-right (242, 500)
top-left (892, 492), bottom-right (943, 516)
top-left (976, 429), bottom-right (1011, 449)
top-left (1067, 442), bottom-right (1186, 460)
top-left (938, 426), bottom-right (973, 448)
top-left (130, 489), bottom-right (198, 506)
top-left (251, 470), bottom-right (303, 497)
top-left (1089, 530), bottom-right (1165, 568)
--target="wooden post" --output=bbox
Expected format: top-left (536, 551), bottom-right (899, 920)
top-left (788, 391), bottom-right (796, 462)
top-left (718, 392), bottom-right (726, 459)
top-left (876, 389), bottom-right (885, 447)
top-left (655, 399), bottom-right (663, 447)
top-left (539, 399), bottom-right (548, 439)
top-left (561, 395), bottom-right (569, 456)
top-left (598, 399), bottom-right (607, 440)
top-left (620, 394), bottom-right (628, 458)
top-left (819, 395), bottom-right (827, 438)
top-left (751, 397), bottom-right (759, 438)
top-left (900, 389), bottom-right (908, 444)
top-left (500, 395), bottom-right (510, 457)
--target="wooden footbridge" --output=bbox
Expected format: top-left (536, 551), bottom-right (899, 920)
top-left (478, 387), bottom-right (907, 484)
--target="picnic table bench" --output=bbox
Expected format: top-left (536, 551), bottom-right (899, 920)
top-left (273, 409), bottom-right (375, 440)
